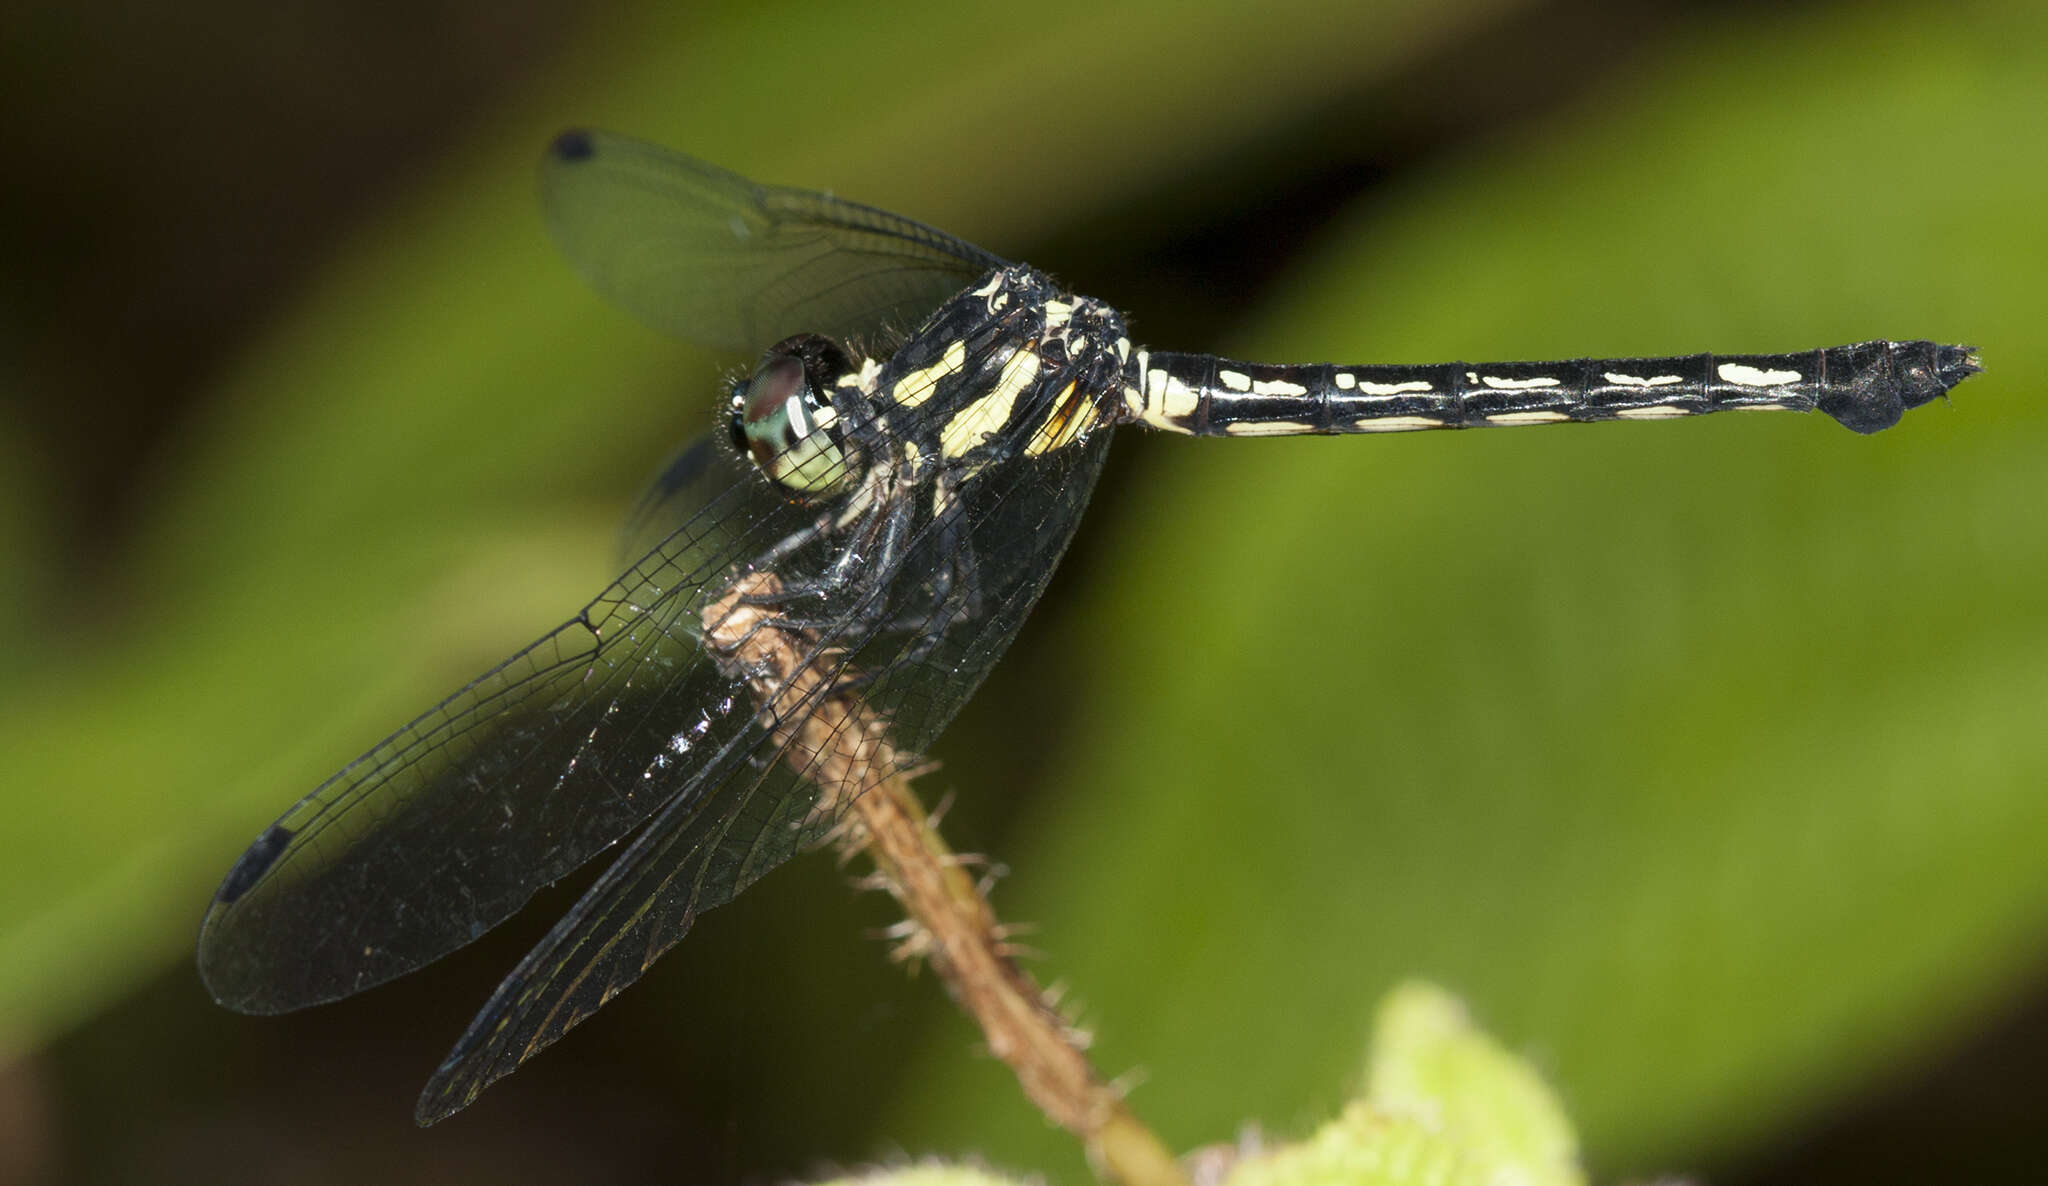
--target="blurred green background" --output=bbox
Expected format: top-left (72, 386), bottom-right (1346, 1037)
top-left (2, 0), bottom-right (2042, 1182)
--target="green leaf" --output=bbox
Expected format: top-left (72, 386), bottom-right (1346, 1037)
top-left (1222, 983), bottom-right (1583, 1186)
top-left (1363, 984), bottom-right (1578, 1186)
top-left (811, 983), bottom-right (1579, 1186)
top-left (811, 1166), bottom-right (1026, 1186)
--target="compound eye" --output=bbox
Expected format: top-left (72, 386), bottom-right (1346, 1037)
top-left (731, 351), bottom-right (851, 496)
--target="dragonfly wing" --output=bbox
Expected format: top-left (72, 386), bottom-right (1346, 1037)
top-left (197, 437), bottom-right (812, 1013)
top-left (415, 409), bottom-right (1117, 1120)
top-left (414, 745), bottom-right (826, 1122)
top-left (619, 433), bottom-right (727, 568)
top-left (543, 130), bottom-right (1005, 354)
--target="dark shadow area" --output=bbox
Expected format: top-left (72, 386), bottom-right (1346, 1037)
top-left (1719, 968), bottom-right (2048, 1186)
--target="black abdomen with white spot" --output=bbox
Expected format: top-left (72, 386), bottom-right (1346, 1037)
top-left (1128, 340), bottom-right (1978, 437)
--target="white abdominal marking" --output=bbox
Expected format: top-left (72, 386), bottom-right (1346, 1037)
top-left (1717, 362), bottom-right (1801, 386)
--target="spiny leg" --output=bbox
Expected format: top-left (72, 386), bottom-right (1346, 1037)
top-left (755, 491), bottom-right (919, 638)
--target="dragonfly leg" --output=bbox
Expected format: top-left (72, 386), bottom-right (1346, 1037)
top-left (739, 486), bottom-right (915, 638)
top-left (741, 506), bottom-right (885, 607)
top-left (880, 490), bottom-right (982, 639)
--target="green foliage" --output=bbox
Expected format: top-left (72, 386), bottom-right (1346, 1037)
top-left (813, 1167), bottom-right (1024, 1186)
top-left (1361, 984), bottom-right (1578, 1185)
top-left (1220, 984), bottom-right (1580, 1186)
top-left (819, 983), bottom-right (1582, 1186)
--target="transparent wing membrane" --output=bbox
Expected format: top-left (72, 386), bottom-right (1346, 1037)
top-left (198, 440), bottom-right (816, 1012)
top-left (542, 130), bottom-right (1003, 353)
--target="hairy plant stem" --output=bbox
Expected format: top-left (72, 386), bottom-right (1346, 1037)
top-left (706, 575), bottom-right (1187, 1186)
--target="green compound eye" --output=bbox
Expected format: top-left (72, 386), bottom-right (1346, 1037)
top-left (730, 349), bottom-right (853, 497)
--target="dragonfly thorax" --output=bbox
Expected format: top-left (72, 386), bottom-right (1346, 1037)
top-left (864, 265), bottom-right (1135, 467)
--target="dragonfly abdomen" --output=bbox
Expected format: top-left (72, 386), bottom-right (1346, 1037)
top-left (1128, 340), bottom-right (1977, 437)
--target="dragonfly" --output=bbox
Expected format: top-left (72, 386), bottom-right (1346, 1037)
top-left (197, 129), bottom-right (1979, 1124)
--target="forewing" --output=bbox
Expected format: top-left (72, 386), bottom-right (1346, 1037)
top-left (197, 437), bottom-right (812, 1012)
top-left (542, 130), bottom-right (1005, 354)
top-left (416, 409), bottom-right (1118, 1121)
top-left (619, 433), bottom-right (724, 565)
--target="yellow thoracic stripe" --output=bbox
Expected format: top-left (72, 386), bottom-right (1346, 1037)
top-left (889, 340), bottom-right (967, 409)
top-left (940, 346), bottom-right (1040, 459)
top-left (1027, 381), bottom-right (1098, 455)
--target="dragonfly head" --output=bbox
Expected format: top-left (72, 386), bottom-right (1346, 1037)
top-left (731, 333), bottom-right (858, 499)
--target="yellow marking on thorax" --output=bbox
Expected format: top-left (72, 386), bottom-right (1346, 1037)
top-left (889, 340), bottom-right (967, 409)
top-left (1026, 380), bottom-right (1099, 454)
top-left (941, 348), bottom-right (1040, 458)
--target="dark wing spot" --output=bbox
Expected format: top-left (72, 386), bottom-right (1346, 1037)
top-left (654, 434), bottom-right (717, 498)
top-left (550, 129), bottom-right (595, 162)
top-left (216, 823), bottom-right (295, 903)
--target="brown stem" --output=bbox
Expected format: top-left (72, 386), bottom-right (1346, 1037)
top-left (705, 575), bottom-right (1187, 1186)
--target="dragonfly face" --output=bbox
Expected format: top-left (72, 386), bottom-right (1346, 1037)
top-left (197, 128), bottom-right (1974, 1125)
top-left (729, 333), bottom-right (859, 497)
